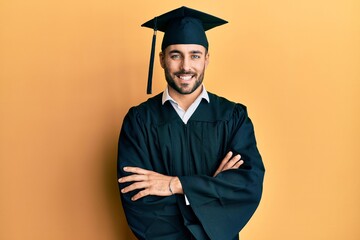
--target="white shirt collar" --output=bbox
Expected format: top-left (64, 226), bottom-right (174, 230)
top-left (162, 85), bottom-right (210, 105)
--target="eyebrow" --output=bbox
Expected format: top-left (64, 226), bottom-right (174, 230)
top-left (190, 50), bottom-right (203, 54)
top-left (168, 50), bottom-right (182, 54)
top-left (168, 50), bottom-right (204, 55)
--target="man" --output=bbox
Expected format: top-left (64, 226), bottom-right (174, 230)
top-left (117, 6), bottom-right (265, 240)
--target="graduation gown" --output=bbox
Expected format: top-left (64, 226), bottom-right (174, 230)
top-left (117, 92), bottom-right (265, 240)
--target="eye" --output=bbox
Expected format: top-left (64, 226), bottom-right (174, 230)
top-left (170, 54), bottom-right (181, 60)
top-left (191, 55), bottom-right (201, 59)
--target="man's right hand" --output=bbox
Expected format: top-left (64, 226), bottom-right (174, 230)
top-left (213, 151), bottom-right (244, 177)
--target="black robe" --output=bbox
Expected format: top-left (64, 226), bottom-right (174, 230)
top-left (117, 92), bottom-right (265, 240)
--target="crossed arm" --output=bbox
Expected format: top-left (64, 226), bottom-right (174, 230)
top-left (118, 151), bottom-right (243, 201)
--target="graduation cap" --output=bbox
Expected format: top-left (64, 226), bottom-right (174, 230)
top-left (141, 6), bottom-right (228, 94)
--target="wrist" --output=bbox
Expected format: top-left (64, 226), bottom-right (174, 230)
top-left (169, 177), bottom-right (183, 195)
top-left (169, 177), bottom-right (175, 195)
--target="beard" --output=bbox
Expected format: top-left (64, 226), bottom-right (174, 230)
top-left (164, 68), bottom-right (205, 95)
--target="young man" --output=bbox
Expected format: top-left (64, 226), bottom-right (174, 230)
top-left (118, 6), bottom-right (265, 240)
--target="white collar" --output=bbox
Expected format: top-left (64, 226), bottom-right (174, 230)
top-left (162, 85), bottom-right (210, 105)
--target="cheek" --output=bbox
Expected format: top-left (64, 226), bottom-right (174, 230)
top-left (164, 60), bottom-right (179, 71)
top-left (194, 62), bottom-right (207, 72)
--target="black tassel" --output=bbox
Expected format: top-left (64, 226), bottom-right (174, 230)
top-left (146, 17), bottom-right (157, 94)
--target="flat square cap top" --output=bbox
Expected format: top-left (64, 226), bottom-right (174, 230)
top-left (141, 6), bottom-right (228, 32)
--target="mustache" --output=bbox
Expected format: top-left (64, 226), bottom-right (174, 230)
top-left (174, 70), bottom-right (196, 75)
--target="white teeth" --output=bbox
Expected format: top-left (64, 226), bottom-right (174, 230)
top-left (179, 75), bottom-right (192, 80)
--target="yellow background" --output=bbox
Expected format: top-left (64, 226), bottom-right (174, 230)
top-left (1, 0), bottom-right (359, 239)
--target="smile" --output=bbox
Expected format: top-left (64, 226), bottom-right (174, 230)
top-left (177, 75), bottom-right (194, 81)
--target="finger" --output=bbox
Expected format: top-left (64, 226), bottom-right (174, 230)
top-left (118, 174), bottom-right (148, 183)
top-left (216, 151), bottom-right (233, 172)
top-left (223, 154), bottom-right (241, 170)
top-left (131, 189), bottom-right (150, 201)
top-left (233, 160), bottom-right (244, 169)
top-left (213, 169), bottom-right (221, 177)
top-left (123, 166), bottom-right (151, 175)
top-left (121, 181), bottom-right (148, 194)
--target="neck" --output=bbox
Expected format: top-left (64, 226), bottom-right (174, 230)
top-left (168, 85), bottom-right (203, 111)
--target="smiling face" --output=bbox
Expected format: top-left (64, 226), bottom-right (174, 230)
top-left (160, 44), bottom-right (209, 96)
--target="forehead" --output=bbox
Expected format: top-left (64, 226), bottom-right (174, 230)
top-left (164, 44), bottom-right (207, 54)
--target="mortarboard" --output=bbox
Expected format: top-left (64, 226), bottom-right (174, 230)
top-left (141, 6), bottom-right (228, 94)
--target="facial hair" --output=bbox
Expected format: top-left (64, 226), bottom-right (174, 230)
top-left (164, 68), bottom-right (205, 95)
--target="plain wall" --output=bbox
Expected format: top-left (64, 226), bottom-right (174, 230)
top-left (1, 0), bottom-right (359, 239)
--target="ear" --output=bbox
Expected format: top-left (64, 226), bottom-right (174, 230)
top-left (159, 52), bottom-right (165, 69)
top-left (205, 52), bottom-right (210, 69)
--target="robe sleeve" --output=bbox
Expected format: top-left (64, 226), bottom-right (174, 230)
top-left (178, 104), bottom-right (265, 240)
top-left (117, 108), bottom-right (157, 239)
top-left (118, 108), bottom-right (189, 239)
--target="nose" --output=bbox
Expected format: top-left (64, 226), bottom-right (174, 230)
top-left (181, 56), bottom-right (191, 72)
